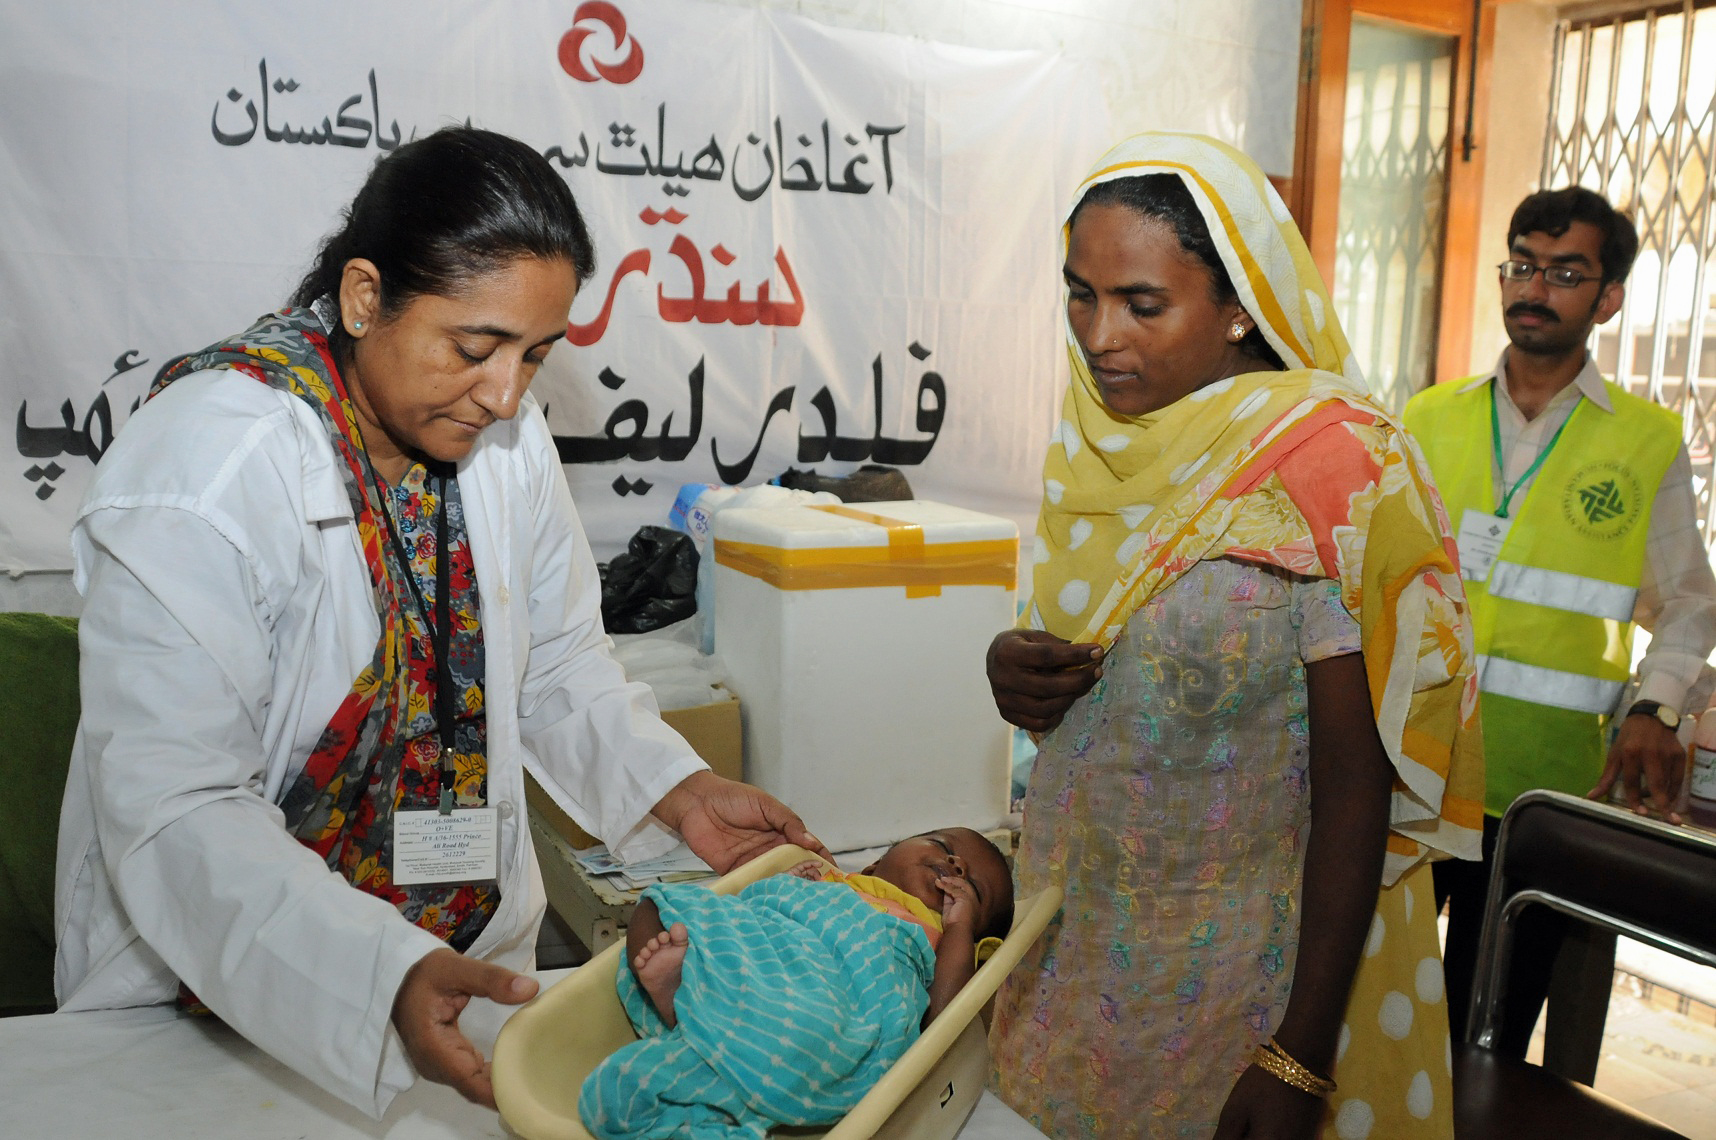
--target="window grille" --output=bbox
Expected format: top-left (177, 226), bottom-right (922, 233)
top-left (1334, 20), bottom-right (1456, 415)
top-left (1543, 0), bottom-right (1716, 540)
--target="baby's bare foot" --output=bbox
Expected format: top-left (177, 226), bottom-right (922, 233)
top-left (632, 921), bottom-right (689, 1028)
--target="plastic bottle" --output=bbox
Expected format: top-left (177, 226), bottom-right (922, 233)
top-left (669, 482), bottom-right (736, 549)
top-left (668, 484), bottom-right (737, 655)
top-left (1690, 710), bottom-right (1716, 828)
top-left (689, 484), bottom-right (840, 654)
top-left (694, 552), bottom-right (721, 655)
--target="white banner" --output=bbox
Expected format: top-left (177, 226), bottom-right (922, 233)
top-left (0, 0), bottom-right (1106, 571)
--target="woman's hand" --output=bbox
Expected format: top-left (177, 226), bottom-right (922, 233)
top-left (985, 629), bottom-right (1103, 732)
top-left (652, 769), bottom-right (830, 872)
top-left (1211, 1064), bottom-right (1326, 1139)
top-left (391, 948), bottom-right (539, 1109)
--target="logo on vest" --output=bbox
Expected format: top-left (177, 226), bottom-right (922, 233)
top-left (1562, 461), bottom-right (1642, 540)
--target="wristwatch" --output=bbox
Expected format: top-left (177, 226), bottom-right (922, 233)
top-left (1626, 699), bottom-right (1682, 731)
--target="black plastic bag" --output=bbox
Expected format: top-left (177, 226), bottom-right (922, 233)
top-left (599, 526), bottom-right (700, 633)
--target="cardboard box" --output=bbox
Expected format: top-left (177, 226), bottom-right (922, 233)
top-left (660, 689), bottom-right (743, 784)
top-left (525, 687), bottom-right (743, 850)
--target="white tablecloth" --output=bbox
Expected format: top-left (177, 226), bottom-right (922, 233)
top-left (5, 970), bottom-right (1046, 1139)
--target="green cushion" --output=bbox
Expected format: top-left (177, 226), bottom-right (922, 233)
top-left (0, 612), bottom-right (79, 1013)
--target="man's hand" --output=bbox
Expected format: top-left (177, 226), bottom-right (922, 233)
top-left (1591, 712), bottom-right (1686, 822)
top-left (652, 769), bottom-right (831, 872)
top-left (986, 629), bottom-right (1103, 733)
top-left (391, 948), bottom-right (539, 1109)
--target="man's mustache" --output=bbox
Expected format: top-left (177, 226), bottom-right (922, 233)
top-left (1507, 302), bottom-right (1559, 322)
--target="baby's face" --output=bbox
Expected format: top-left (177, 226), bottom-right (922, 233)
top-left (864, 828), bottom-right (1012, 933)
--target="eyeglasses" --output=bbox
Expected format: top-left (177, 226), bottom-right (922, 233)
top-left (1498, 260), bottom-right (1600, 289)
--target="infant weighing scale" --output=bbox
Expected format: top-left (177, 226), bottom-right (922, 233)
top-left (493, 844), bottom-right (1062, 1140)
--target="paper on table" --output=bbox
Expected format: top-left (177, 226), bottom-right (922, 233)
top-left (571, 841), bottom-right (714, 890)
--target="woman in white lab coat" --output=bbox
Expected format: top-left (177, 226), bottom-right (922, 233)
top-left (54, 126), bottom-right (823, 1116)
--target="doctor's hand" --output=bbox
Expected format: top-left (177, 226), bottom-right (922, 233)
top-left (1592, 713), bottom-right (1685, 823)
top-left (986, 629), bottom-right (1103, 733)
top-left (653, 769), bottom-right (831, 872)
top-left (392, 948), bottom-right (538, 1109)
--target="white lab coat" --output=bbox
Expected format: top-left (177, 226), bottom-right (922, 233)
top-left (53, 370), bottom-right (704, 1114)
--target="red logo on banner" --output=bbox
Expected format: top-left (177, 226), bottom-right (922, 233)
top-left (558, 2), bottom-right (644, 84)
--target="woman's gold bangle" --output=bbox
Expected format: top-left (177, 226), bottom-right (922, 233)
top-left (1251, 1037), bottom-right (1337, 1098)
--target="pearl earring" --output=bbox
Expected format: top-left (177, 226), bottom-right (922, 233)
top-left (354, 321), bottom-right (364, 330)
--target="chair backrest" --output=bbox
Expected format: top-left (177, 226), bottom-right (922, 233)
top-left (1468, 790), bottom-right (1716, 1049)
top-left (0, 612), bottom-right (80, 1014)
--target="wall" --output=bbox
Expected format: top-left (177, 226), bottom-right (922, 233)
top-left (1464, 0), bottom-right (1560, 376)
top-left (0, 571), bottom-right (82, 618)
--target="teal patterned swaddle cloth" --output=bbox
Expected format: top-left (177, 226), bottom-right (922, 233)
top-left (579, 874), bottom-right (935, 1139)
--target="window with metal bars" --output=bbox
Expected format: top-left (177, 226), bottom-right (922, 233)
top-left (1543, 0), bottom-right (1716, 540)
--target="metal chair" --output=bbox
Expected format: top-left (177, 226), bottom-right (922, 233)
top-left (1452, 789), bottom-right (1716, 1139)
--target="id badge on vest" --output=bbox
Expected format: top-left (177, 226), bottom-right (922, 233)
top-left (1456, 509), bottom-right (1512, 582)
top-left (393, 807), bottom-right (499, 885)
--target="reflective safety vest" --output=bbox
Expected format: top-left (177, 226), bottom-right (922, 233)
top-left (1404, 375), bottom-right (1682, 816)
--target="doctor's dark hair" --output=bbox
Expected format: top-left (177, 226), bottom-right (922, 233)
top-left (290, 126), bottom-right (596, 364)
top-left (1068, 174), bottom-right (1284, 371)
top-left (1507, 187), bottom-right (1639, 285)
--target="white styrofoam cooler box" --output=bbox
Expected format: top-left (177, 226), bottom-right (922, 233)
top-left (712, 500), bottom-right (1018, 852)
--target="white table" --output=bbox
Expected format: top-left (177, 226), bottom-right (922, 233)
top-left (4, 971), bottom-right (1047, 1139)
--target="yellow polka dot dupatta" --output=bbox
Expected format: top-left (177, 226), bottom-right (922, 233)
top-left (1032, 133), bottom-right (1483, 879)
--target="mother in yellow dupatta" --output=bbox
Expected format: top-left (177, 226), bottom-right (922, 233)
top-left (986, 133), bottom-right (1484, 1140)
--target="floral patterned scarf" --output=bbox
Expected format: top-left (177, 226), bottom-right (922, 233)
top-left (1032, 133), bottom-right (1484, 880)
top-left (152, 300), bottom-right (497, 950)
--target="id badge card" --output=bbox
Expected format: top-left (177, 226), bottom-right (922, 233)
top-left (1455, 509), bottom-right (1512, 583)
top-left (393, 807), bottom-right (499, 885)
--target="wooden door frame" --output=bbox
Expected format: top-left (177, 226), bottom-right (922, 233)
top-left (1292, 0), bottom-right (1498, 384)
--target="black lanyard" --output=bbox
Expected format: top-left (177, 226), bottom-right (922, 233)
top-left (374, 466), bottom-right (460, 814)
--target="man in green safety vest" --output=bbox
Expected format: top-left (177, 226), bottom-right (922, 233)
top-left (1404, 187), bottom-right (1716, 1079)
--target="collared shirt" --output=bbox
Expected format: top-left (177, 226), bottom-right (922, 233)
top-left (1456, 350), bottom-right (1716, 712)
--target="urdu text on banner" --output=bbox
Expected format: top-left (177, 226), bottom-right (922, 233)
top-left (0, 0), bottom-right (1108, 572)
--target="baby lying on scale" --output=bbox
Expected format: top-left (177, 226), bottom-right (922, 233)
top-left (579, 828), bottom-right (1015, 1140)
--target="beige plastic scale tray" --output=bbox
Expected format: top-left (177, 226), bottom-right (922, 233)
top-left (494, 844), bottom-right (1061, 1140)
